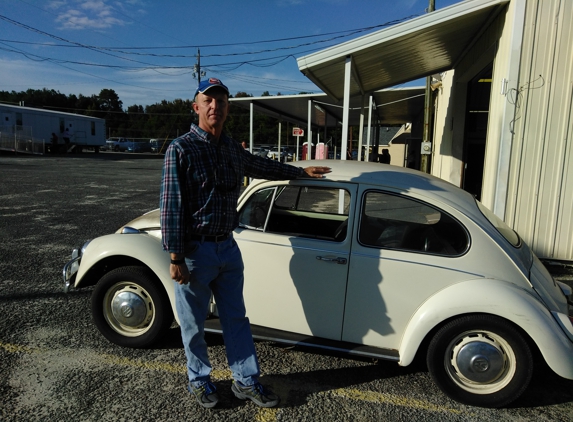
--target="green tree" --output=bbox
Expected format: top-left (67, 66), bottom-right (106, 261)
top-left (98, 89), bottom-right (123, 112)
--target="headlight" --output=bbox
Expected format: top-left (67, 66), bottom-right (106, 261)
top-left (80, 239), bottom-right (92, 256)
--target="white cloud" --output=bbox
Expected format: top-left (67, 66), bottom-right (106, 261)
top-left (47, 1), bottom-right (68, 10)
top-left (50, 0), bottom-right (127, 30)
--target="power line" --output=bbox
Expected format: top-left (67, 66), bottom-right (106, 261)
top-left (0, 10), bottom-right (421, 97)
top-left (0, 14), bottom-right (417, 61)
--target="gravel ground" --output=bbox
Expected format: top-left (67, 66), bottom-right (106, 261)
top-left (1, 151), bottom-right (573, 422)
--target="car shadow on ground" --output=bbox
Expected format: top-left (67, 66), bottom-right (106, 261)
top-left (507, 357), bottom-right (573, 408)
top-left (154, 326), bottom-right (573, 410)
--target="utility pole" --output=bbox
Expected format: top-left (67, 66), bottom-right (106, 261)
top-left (421, 0), bottom-right (435, 174)
top-left (193, 49), bottom-right (206, 87)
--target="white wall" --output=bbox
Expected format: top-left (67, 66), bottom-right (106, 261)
top-left (505, 0), bottom-right (573, 260)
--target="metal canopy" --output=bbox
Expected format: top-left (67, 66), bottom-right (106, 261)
top-left (229, 87), bottom-right (425, 128)
top-left (296, 0), bottom-right (509, 100)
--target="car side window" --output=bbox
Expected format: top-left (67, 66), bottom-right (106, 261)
top-left (359, 191), bottom-right (469, 255)
top-left (238, 187), bottom-right (275, 230)
top-left (238, 185), bottom-right (350, 241)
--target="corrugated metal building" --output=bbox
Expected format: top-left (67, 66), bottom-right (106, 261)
top-left (433, 0), bottom-right (572, 262)
top-left (297, 0), bottom-right (573, 263)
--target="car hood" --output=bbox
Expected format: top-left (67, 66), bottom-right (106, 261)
top-left (116, 208), bottom-right (160, 233)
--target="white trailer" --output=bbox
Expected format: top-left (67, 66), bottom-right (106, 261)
top-left (0, 104), bottom-right (106, 153)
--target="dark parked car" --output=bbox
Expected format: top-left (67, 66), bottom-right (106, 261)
top-left (127, 142), bottom-right (152, 153)
top-left (150, 139), bottom-right (173, 153)
top-left (252, 145), bottom-right (271, 158)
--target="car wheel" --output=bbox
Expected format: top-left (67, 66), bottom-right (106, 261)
top-left (91, 266), bottom-right (173, 348)
top-left (426, 314), bottom-right (533, 408)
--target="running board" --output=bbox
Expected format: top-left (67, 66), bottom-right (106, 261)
top-left (204, 318), bottom-right (400, 362)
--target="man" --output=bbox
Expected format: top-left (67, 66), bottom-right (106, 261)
top-left (63, 127), bottom-right (71, 144)
top-left (159, 78), bottom-right (330, 409)
top-left (379, 148), bottom-right (391, 164)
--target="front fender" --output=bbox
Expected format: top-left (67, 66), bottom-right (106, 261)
top-left (399, 279), bottom-right (573, 379)
top-left (75, 233), bottom-right (179, 325)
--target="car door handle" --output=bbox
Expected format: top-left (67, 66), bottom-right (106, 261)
top-left (316, 256), bottom-right (347, 265)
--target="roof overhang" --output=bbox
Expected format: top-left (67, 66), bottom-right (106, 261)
top-left (297, 0), bottom-right (509, 100)
top-left (230, 86), bottom-right (425, 127)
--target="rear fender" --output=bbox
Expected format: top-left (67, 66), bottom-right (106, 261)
top-left (399, 279), bottom-right (573, 379)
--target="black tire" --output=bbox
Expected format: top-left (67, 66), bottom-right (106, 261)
top-left (427, 314), bottom-right (533, 408)
top-left (91, 266), bottom-right (173, 348)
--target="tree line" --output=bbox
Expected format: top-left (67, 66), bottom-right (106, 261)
top-left (0, 88), bottom-right (326, 146)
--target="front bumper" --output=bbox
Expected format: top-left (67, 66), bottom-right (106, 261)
top-left (62, 248), bottom-right (81, 293)
top-left (62, 240), bottom-right (91, 293)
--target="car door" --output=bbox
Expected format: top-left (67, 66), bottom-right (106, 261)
top-left (342, 185), bottom-right (473, 350)
top-left (235, 180), bottom-right (357, 340)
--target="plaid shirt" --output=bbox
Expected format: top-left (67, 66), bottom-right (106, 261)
top-left (160, 124), bottom-right (304, 253)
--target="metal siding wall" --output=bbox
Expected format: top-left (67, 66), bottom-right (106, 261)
top-left (551, 0), bottom-right (573, 261)
top-left (506, 0), bottom-right (573, 260)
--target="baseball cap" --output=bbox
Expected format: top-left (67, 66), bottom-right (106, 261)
top-left (194, 78), bottom-right (229, 98)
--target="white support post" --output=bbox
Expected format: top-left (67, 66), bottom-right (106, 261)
top-left (307, 99), bottom-right (312, 160)
top-left (366, 95), bottom-right (373, 162)
top-left (341, 56), bottom-right (352, 161)
top-left (277, 121), bottom-right (281, 162)
top-left (248, 102), bottom-right (254, 185)
top-left (357, 95), bottom-right (365, 161)
top-left (249, 102), bottom-right (254, 151)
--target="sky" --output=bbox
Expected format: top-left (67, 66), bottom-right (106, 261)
top-left (0, 0), bottom-right (463, 109)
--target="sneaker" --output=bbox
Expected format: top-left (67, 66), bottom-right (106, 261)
top-left (188, 381), bottom-right (219, 408)
top-left (231, 381), bottom-right (280, 408)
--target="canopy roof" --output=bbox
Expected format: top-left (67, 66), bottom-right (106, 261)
top-left (297, 0), bottom-right (509, 100)
top-left (230, 86), bottom-right (425, 128)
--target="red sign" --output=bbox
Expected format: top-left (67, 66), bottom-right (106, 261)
top-left (293, 127), bottom-right (304, 137)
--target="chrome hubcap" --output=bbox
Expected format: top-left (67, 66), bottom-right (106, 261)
top-left (446, 330), bottom-right (515, 394)
top-left (111, 290), bottom-right (148, 327)
top-left (455, 340), bottom-right (505, 383)
top-left (104, 282), bottom-right (154, 335)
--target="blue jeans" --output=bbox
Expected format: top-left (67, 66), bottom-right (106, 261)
top-left (174, 236), bottom-right (260, 388)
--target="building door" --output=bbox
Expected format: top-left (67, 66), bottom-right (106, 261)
top-left (461, 65), bottom-right (492, 200)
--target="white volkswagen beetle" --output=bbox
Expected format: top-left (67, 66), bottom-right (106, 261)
top-left (63, 160), bottom-right (573, 408)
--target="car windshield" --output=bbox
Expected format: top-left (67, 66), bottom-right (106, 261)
top-left (476, 200), bottom-right (521, 247)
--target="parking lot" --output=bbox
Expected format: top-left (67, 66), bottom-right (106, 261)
top-left (1, 151), bottom-right (573, 421)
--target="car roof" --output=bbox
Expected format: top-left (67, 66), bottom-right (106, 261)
top-left (285, 159), bottom-right (480, 217)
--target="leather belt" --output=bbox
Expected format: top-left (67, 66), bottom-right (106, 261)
top-left (188, 232), bottom-right (231, 242)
